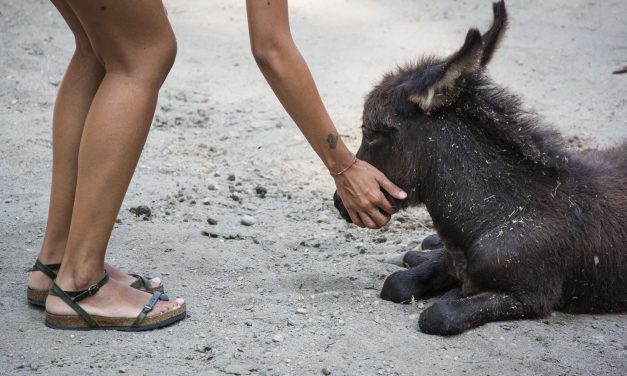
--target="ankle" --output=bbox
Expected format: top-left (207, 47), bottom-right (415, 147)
top-left (56, 267), bottom-right (106, 291)
top-left (37, 241), bottom-right (66, 265)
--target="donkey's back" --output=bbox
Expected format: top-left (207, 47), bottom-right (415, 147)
top-left (560, 143), bottom-right (627, 313)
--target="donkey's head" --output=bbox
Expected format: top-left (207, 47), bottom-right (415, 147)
top-left (334, 1), bottom-right (509, 222)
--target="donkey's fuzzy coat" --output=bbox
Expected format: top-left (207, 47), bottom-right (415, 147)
top-left (334, 1), bottom-right (626, 335)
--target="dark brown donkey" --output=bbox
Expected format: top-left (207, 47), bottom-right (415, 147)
top-left (334, 1), bottom-right (626, 335)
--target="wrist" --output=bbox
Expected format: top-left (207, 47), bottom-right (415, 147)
top-left (323, 145), bottom-right (355, 173)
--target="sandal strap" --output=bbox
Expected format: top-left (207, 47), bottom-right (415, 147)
top-left (129, 274), bottom-right (153, 292)
top-left (132, 291), bottom-right (164, 327)
top-left (31, 260), bottom-right (61, 280)
top-left (48, 272), bottom-right (109, 329)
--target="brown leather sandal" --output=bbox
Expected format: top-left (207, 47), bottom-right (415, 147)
top-left (45, 272), bottom-right (186, 331)
top-left (27, 259), bottom-right (165, 307)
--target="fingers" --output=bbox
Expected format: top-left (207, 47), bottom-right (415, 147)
top-left (376, 173), bottom-right (407, 200)
top-left (358, 211), bottom-right (377, 229)
top-left (375, 193), bottom-right (397, 215)
top-left (359, 209), bottom-right (391, 229)
top-left (347, 208), bottom-right (365, 228)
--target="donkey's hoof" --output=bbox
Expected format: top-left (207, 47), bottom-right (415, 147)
top-left (421, 234), bottom-right (443, 250)
top-left (418, 300), bottom-right (467, 336)
top-left (380, 270), bottom-right (419, 303)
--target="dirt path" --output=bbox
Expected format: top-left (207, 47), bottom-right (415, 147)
top-left (1, 1), bottom-right (625, 375)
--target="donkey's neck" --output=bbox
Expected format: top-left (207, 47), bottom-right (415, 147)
top-left (416, 98), bottom-right (573, 248)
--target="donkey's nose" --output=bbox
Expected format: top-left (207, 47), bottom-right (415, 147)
top-left (333, 191), bottom-right (352, 223)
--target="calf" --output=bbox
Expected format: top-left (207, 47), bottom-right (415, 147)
top-left (334, 1), bottom-right (626, 335)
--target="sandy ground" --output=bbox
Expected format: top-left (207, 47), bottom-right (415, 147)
top-left (1, 0), bottom-right (626, 375)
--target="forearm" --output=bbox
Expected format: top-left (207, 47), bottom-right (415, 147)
top-left (254, 44), bottom-right (353, 171)
top-left (246, 0), bottom-right (353, 172)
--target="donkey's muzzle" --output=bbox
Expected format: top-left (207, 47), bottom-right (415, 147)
top-left (333, 191), bottom-right (352, 223)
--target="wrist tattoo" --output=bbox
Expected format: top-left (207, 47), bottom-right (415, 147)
top-left (326, 133), bottom-right (339, 149)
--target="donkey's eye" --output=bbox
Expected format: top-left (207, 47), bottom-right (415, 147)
top-left (363, 127), bottom-right (393, 147)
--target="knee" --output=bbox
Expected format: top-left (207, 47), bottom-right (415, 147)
top-left (138, 32), bottom-right (177, 86)
top-left (101, 30), bottom-right (177, 87)
top-left (73, 37), bottom-right (104, 69)
top-left (152, 32), bottom-right (177, 80)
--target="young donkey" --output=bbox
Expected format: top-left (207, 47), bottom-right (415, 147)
top-left (334, 1), bottom-right (626, 335)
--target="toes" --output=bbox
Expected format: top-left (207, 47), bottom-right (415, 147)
top-left (150, 277), bottom-right (162, 288)
top-left (152, 299), bottom-right (182, 315)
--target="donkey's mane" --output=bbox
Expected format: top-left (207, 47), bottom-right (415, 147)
top-left (458, 72), bottom-right (570, 172)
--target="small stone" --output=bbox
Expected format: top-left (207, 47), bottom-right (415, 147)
top-left (227, 174), bottom-right (236, 181)
top-left (322, 368), bottom-right (332, 375)
top-left (118, 369), bottom-right (126, 374)
top-left (202, 197), bottom-right (211, 205)
top-left (4, 198), bottom-right (13, 203)
top-left (129, 205), bottom-right (151, 218)
top-left (255, 186), bottom-right (267, 198)
top-left (207, 217), bottom-right (218, 225)
top-left (201, 230), bottom-right (219, 238)
top-left (245, 320), bottom-right (253, 326)
top-left (207, 184), bottom-right (216, 190)
top-left (241, 215), bottom-right (256, 226)
top-left (373, 236), bottom-right (387, 244)
top-left (296, 308), bottom-right (307, 315)
top-left (272, 334), bottom-right (283, 343)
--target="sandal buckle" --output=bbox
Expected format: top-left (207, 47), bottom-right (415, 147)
top-left (87, 284), bottom-right (99, 296)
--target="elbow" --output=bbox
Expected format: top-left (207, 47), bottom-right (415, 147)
top-left (250, 37), bottom-right (293, 72)
top-left (251, 46), bottom-right (278, 70)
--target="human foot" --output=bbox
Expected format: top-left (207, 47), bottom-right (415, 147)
top-left (27, 259), bottom-right (163, 306)
top-left (45, 273), bottom-right (185, 330)
top-left (28, 260), bottom-right (161, 291)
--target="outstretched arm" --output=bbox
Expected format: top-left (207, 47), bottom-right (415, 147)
top-left (246, 0), bottom-right (406, 229)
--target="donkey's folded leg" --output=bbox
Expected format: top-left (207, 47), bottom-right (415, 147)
top-left (418, 291), bottom-right (526, 335)
top-left (381, 249), bottom-right (458, 303)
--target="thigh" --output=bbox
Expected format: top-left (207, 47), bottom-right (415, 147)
top-left (64, 0), bottom-right (175, 71)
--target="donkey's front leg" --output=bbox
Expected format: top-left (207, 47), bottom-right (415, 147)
top-left (380, 249), bottom-right (458, 303)
top-left (418, 290), bottom-right (526, 335)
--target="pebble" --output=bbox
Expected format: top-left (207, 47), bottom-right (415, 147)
top-left (207, 184), bottom-right (216, 190)
top-left (272, 334), bottom-right (284, 343)
top-left (4, 198), bottom-right (12, 203)
top-left (207, 217), bottom-right (218, 225)
top-left (241, 215), bottom-right (256, 226)
top-left (227, 174), bottom-right (236, 181)
top-left (296, 308), bottom-right (308, 315)
top-left (255, 186), bottom-right (267, 198)
top-left (129, 205), bottom-right (151, 218)
top-left (322, 367), bottom-right (332, 375)
top-left (202, 197), bottom-right (211, 205)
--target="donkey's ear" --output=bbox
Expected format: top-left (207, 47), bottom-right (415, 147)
top-left (408, 29), bottom-right (483, 112)
top-left (481, 1), bottom-right (508, 66)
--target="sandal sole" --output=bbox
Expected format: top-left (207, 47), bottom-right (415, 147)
top-left (45, 303), bottom-right (186, 331)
